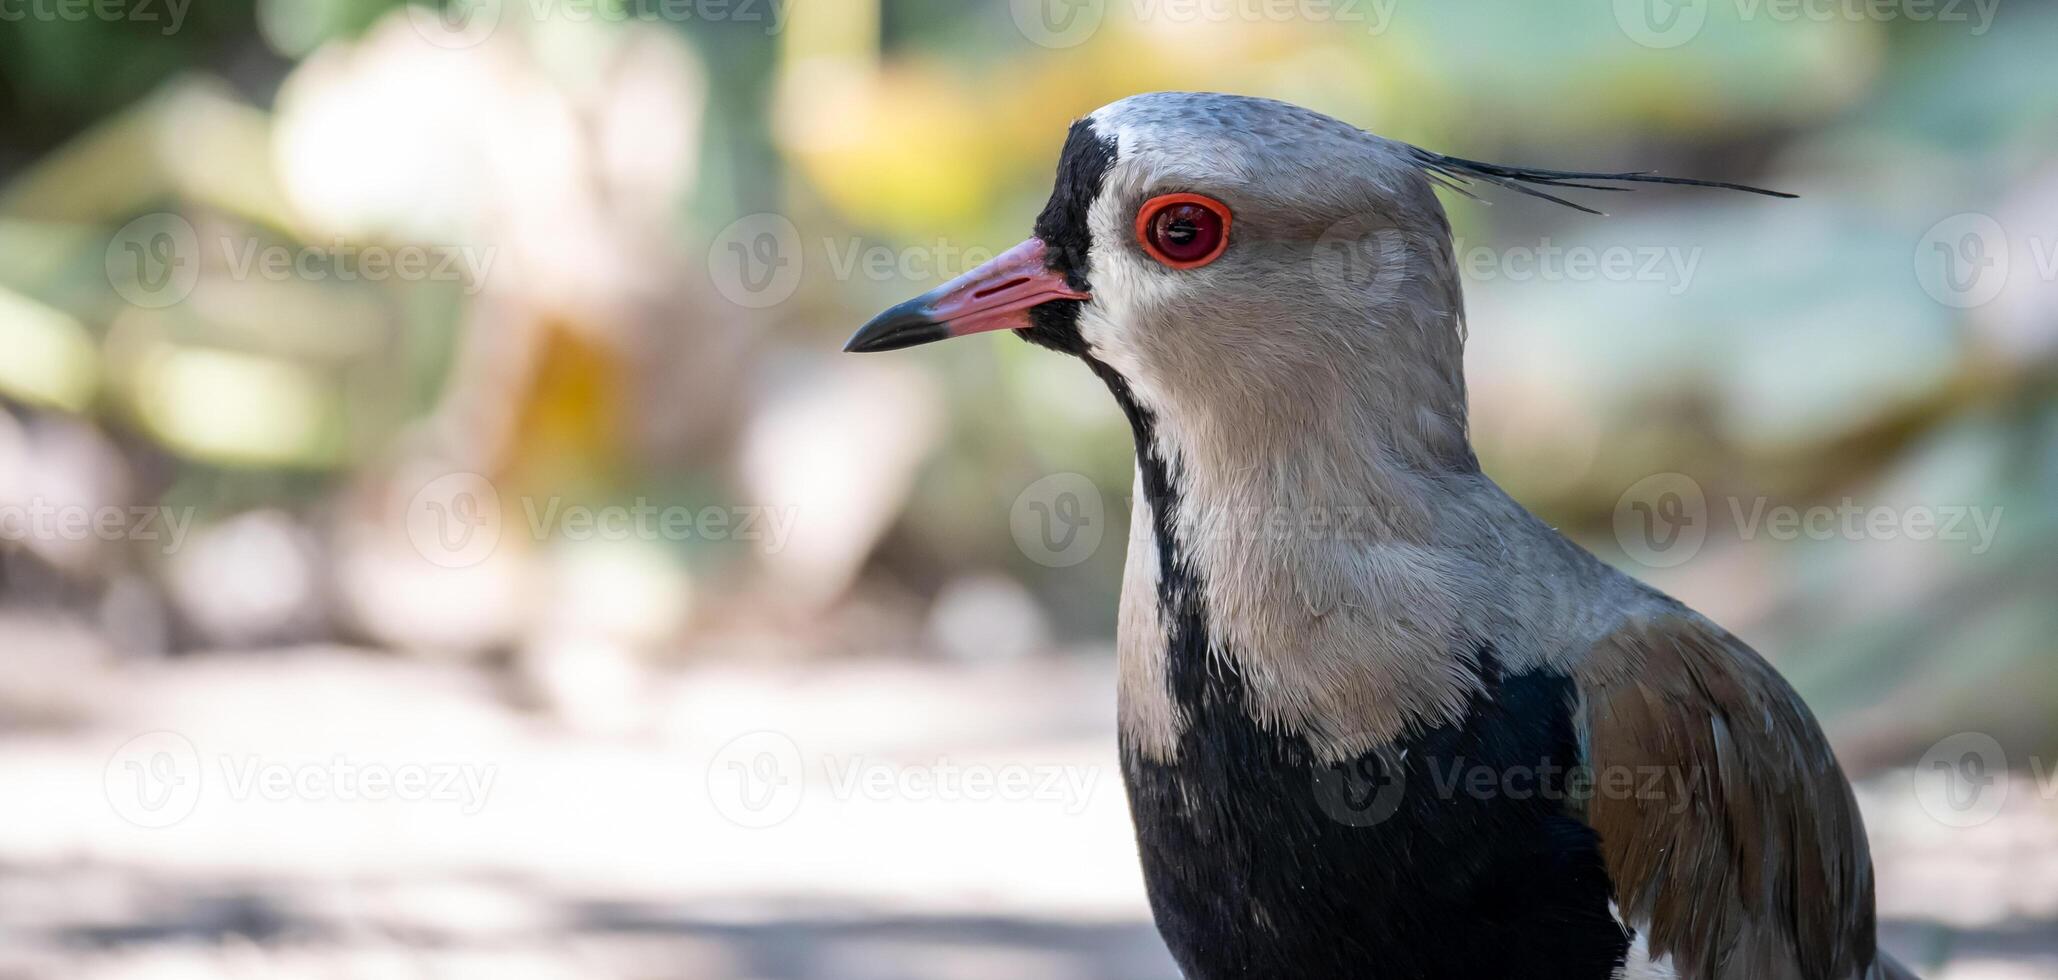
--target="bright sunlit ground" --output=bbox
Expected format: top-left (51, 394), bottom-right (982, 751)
top-left (2, 620), bottom-right (2053, 979)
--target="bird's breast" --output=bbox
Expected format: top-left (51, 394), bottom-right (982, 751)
top-left (1120, 639), bottom-right (1633, 980)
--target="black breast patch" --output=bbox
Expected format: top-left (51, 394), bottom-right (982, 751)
top-left (1124, 648), bottom-right (1632, 980)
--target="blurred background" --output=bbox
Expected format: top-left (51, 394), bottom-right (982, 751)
top-left (1, 1), bottom-right (2055, 977)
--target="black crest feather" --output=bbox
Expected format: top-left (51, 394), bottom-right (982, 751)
top-left (1412, 149), bottom-right (1796, 215)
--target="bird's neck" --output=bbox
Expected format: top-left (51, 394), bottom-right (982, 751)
top-left (1094, 353), bottom-right (1493, 764)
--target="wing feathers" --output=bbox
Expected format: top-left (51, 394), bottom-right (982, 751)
top-left (1576, 611), bottom-right (1880, 980)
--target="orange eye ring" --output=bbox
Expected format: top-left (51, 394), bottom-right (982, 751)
top-left (1135, 193), bottom-right (1232, 269)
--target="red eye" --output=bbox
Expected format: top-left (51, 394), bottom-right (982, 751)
top-left (1136, 193), bottom-right (1231, 269)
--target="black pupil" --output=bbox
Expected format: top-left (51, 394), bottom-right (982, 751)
top-left (1152, 203), bottom-right (1218, 261)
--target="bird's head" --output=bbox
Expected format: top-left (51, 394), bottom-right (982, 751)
top-left (848, 93), bottom-right (1472, 455)
top-left (846, 91), bottom-right (1786, 471)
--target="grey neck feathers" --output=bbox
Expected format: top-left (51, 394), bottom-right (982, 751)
top-left (1111, 275), bottom-right (1642, 763)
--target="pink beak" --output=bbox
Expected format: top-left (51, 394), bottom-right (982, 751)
top-left (844, 238), bottom-right (1090, 353)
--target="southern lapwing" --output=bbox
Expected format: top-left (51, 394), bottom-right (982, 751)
top-left (845, 92), bottom-right (1914, 980)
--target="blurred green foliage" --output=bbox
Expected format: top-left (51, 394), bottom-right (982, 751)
top-left (0, 0), bottom-right (2052, 759)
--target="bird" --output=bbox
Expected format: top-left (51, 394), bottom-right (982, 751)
top-left (844, 92), bottom-right (1914, 980)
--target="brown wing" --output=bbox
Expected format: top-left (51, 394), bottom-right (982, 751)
top-left (1574, 610), bottom-right (1884, 980)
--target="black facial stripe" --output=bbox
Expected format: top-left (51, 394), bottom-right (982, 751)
top-left (1034, 118), bottom-right (1116, 287)
top-left (1020, 117), bottom-right (1116, 356)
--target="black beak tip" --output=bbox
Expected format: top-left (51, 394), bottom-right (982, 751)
top-left (843, 298), bottom-right (950, 354)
